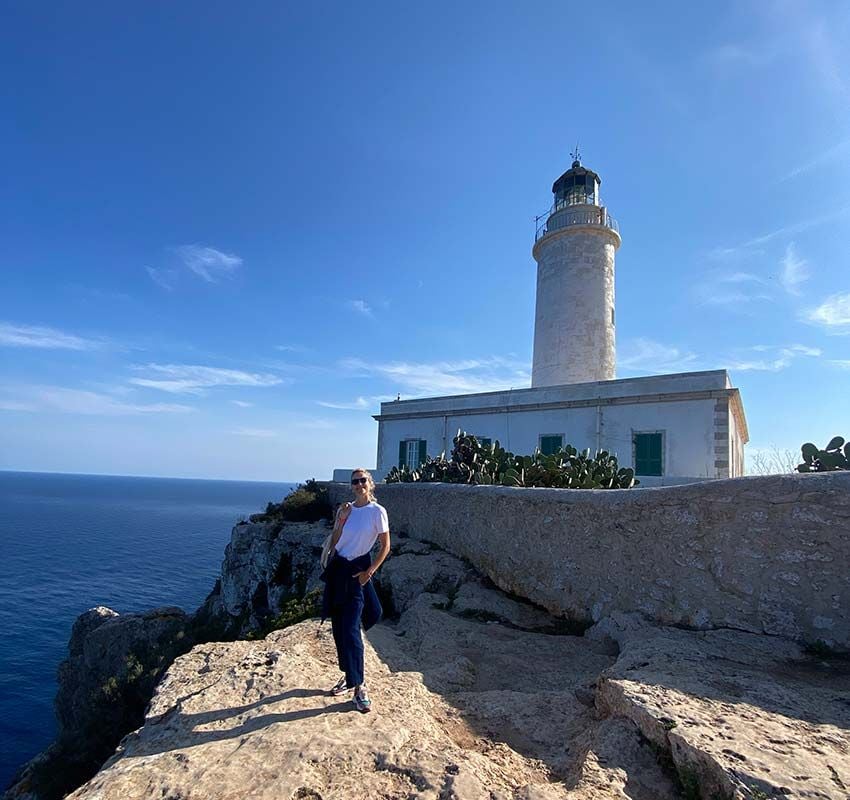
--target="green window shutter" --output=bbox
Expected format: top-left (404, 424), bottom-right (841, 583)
top-left (398, 440), bottom-right (406, 469)
top-left (540, 435), bottom-right (563, 456)
top-left (418, 439), bottom-right (427, 468)
top-left (635, 433), bottom-right (663, 476)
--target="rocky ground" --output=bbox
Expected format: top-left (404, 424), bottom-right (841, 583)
top-left (58, 532), bottom-right (850, 800)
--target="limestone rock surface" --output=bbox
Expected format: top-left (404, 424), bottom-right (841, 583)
top-left (598, 625), bottom-right (850, 800)
top-left (65, 615), bottom-right (679, 800)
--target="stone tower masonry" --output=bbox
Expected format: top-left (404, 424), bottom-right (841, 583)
top-left (531, 157), bottom-right (621, 387)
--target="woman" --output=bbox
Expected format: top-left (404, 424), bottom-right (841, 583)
top-left (320, 468), bottom-right (390, 713)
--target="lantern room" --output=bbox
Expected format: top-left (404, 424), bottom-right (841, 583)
top-left (551, 158), bottom-right (600, 208)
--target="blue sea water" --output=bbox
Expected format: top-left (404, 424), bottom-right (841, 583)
top-left (0, 471), bottom-right (294, 789)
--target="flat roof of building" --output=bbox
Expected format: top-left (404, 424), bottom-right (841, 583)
top-left (375, 369), bottom-right (749, 442)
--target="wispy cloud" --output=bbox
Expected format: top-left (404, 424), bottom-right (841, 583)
top-left (707, 4), bottom-right (850, 104)
top-left (832, 360), bottom-right (850, 369)
top-left (705, 41), bottom-right (777, 69)
top-left (0, 384), bottom-right (194, 415)
top-left (0, 322), bottom-right (105, 351)
top-left (618, 339), bottom-right (820, 376)
top-left (275, 344), bottom-right (312, 354)
top-left (299, 417), bottom-right (336, 430)
top-left (779, 243), bottom-right (810, 296)
top-left (231, 400), bottom-right (254, 408)
top-left (348, 299), bottom-right (373, 317)
top-left (698, 242), bottom-right (811, 307)
top-left (800, 13), bottom-right (850, 103)
top-left (695, 272), bottom-right (773, 307)
top-left (618, 338), bottom-right (699, 374)
top-left (726, 344), bottom-right (821, 372)
top-left (129, 364), bottom-right (285, 395)
top-left (778, 137), bottom-right (850, 182)
top-left (175, 245), bottom-right (243, 283)
top-left (723, 272), bottom-right (768, 284)
top-left (317, 395), bottom-right (395, 411)
top-left (340, 356), bottom-right (530, 397)
top-left (0, 400), bottom-right (37, 411)
top-left (146, 266), bottom-right (178, 291)
top-left (231, 427), bottom-right (278, 438)
top-left (710, 206), bottom-right (850, 260)
top-left (803, 292), bottom-right (850, 334)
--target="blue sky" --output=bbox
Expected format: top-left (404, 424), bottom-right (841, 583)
top-left (1, 0), bottom-right (848, 481)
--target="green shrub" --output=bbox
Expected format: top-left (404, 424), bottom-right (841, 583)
top-left (385, 430), bottom-right (638, 489)
top-left (245, 589), bottom-right (321, 640)
top-left (249, 479), bottom-right (332, 523)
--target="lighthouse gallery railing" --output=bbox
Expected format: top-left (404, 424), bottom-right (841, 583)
top-left (534, 204), bottom-right (620, 242)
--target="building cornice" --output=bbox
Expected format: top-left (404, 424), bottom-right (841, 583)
top-left (373, 387), bottom-right (741, 423)
top-left (728, 388), bottom-right (750, 444)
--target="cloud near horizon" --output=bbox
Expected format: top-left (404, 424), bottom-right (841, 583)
top-left (129, 364), bottom-right (285, 395)
top-left (0, 384), bottom-right (194, 415)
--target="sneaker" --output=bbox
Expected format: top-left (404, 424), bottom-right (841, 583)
top-left (353, 685), bottom-right (372, 714)
top-left (329, 675), bottom-right (349, 696)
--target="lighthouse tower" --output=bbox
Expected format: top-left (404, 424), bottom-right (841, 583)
top-left (531, 154), bottom-right (621, 387)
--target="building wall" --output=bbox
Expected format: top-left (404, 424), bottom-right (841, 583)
top-left (531, 225), bottom-right (617, 387)
top-left (326, 473), bottom-right (850, 649)
top-left (376, 396), bottom-right (720, 481)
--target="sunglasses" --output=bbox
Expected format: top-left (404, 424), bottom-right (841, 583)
top-left (351, 477), bottom-right (368, 485)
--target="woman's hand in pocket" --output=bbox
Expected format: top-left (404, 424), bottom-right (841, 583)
top-left (354, 570), bottom-right (372, 586)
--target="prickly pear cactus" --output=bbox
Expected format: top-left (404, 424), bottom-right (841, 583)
top-left (385, 429), bottom-right (639, 489)
top-left (796, 436), bottom-right (849, 472)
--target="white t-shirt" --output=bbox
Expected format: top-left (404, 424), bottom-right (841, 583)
top-left (335, 501), bottom-right (389, 559)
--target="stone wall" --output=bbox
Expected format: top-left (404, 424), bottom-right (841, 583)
top-left (327, 473), bottom-right (850, 649)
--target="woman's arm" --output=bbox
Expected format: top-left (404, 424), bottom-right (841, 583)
top-left (357, 531), bottom-right (390, 585)
top-left (330, 502), bottom-right (351, 548)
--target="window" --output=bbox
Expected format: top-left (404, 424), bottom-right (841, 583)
top-left (539, 434), bottom-right (564, 455)
top-left (477, 436), bottom-right (492, 448)
top-left (398, 439), bottom-right (426, 469)
top-left (634, 432), bottom-right (663, 476)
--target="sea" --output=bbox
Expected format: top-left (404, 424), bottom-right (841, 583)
top-left (0, 470), bottom-right (294, 789)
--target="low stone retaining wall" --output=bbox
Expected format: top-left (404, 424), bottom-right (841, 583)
top-left (327, 473), bottom-right (850, 649)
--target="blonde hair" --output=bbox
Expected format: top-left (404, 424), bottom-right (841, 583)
top-left (351, 467), bottom-right (377, 502)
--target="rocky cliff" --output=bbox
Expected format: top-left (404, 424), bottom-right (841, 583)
top-left (9, 518), bottom-right (850, 800)
top-left (6, 506), bottom-right (850, 800)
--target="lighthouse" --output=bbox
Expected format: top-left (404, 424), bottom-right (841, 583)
top-left (531, 154), bottom-right (620, 387)
top-left (366, 154), bottom-right (749, 484)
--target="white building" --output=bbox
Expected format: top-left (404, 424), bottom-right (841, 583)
top-left (366, 156), bottom-right (749, 485)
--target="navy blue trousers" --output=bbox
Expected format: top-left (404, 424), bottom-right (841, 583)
top-left (330, 583), bottom-right (365, 688)
top-left (320, 553), bottom-right (382, 689)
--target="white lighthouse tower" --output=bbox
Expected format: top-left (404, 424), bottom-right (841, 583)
top-left (531, 153), bottom-right (621, 387)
